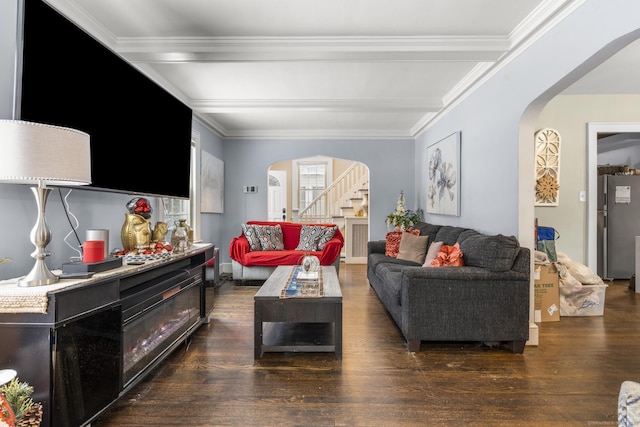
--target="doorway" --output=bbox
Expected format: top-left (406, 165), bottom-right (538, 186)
top-left (268, 170), bottom-right (287, 221)
top-left (587, 123), bottom-right (640, 272)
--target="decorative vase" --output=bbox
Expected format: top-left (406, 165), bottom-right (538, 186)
top-left (301, 254), bottom-right (320, 273)
top-left (121, 213), bottom-right (151, 251)
top-left (361, 192), bottom-right (368, 217)
top-left (153, 221), bottom-right (168, 242)
top-left (171, 219), bottom-right (191, 252)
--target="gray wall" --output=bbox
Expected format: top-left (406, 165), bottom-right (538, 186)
top-left (194, 118), bottom-right (225, 253)
top-left (219, 138), bottom-right (415, 265)
top-left (415, 1), bottom-right (640, 257)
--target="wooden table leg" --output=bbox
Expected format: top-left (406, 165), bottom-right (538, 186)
top-left (335, 302), bottom-right (342, 359)
top-left (254, 301), bottom-right (263, 360)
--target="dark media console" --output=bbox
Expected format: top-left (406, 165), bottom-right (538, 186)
top-left (0, 244), bottom-right (214, 427)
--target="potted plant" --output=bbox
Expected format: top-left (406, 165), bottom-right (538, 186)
top-left (386, 191), bottom-right (422, 231)
top-left (0, 377), bottom-right (42, 427)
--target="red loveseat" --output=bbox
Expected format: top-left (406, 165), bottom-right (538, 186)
top-left (229, 220), bottom-right (344, 281)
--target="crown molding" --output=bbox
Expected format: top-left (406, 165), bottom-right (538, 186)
top-left (413, 0), bottom-right (586, 138)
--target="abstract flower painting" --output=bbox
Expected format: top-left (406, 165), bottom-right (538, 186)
top-left (426, 132), bottom-right (461, 216)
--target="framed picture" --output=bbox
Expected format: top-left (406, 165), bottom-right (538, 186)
top-left (201, 151), bottom-right (224, 213)
top-left (426, 131), bottom-right (461, 216)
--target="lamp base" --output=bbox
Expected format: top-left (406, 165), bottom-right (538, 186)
top-left (18, 259), bottom-right (59, 287)
top-left (18, 186), bottom-right (59, 287)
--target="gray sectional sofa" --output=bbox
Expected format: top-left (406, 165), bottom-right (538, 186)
top-left (367, 222), bottom-right (530, 353)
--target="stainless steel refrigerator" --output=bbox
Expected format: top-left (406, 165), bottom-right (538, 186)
top-left (597, 174), bottom-right (640, 279)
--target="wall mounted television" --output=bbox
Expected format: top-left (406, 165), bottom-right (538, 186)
top-left (16, 0), bottom-right (193, 199)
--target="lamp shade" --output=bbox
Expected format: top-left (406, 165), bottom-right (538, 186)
top-left (0, 120), bottom-right (91, 186)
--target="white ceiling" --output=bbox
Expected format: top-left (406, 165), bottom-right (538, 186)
top-left (45, 0), bottom-right (640, 139)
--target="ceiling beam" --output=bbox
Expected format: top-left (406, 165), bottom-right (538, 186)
top-left (191, 98), bottom-right (442, 113)
top-left (116, 36), bottom-right (509, 63)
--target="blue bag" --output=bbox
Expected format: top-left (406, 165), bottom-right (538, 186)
top-left (536, 226), bottom-right (559, 262)
top-left (537, 226), bottom-right (559, 241)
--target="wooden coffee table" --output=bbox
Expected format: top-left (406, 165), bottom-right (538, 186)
top-left (254, 265), bottom-right (342, 359)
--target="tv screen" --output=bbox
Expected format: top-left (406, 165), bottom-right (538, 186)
top-left (17, 0), bottom-right (193, 199)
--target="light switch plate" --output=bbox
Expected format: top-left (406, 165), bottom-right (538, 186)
top-left (243, 186), bottom-right (258, 193)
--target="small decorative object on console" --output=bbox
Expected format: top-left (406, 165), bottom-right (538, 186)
top-left (171, 219), bottom-right (191, 253)
top-left (126, 197), bottom-right (152, 219)
top-left (121, 213), bottom-right (152, 251)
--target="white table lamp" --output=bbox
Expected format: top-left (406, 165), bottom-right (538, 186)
top-left (0, 120), bottom-right (91, 286)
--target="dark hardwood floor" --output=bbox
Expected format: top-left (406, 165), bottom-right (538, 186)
top-left (93, 264), bottom-right (639, 426)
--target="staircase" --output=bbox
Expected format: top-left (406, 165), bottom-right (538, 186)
top-left (298, 162), bottom-right (369, 263)
top-left (298, 162), bottom-right (368, 224)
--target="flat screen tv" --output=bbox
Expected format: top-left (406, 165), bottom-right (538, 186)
top-left (16, 0), bottom-right (193, 199)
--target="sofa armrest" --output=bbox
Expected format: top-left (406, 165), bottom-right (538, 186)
top-left (319, 236), bottom-right (344, 266)
top-left (229, 235), bottom-right (249, 263)
top-left (399, 266), bottom-right (530, 340)
top-left (368, 240), bottom-right (386, 255)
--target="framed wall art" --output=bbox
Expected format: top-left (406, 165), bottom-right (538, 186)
top-left (426, 131), bottom-right (461, 216)
top-left (201, 150), bottom-right (224, 213)
top-left (534, 128), bottom-right (561, 206)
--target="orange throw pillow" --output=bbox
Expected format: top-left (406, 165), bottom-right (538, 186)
top-left (430, 242), bottom-right (465, 267)
top-left (385, 229), bottom-right (420, 257)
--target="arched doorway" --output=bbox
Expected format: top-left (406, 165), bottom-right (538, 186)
top-left (268, 156), bottom-right (370, 264)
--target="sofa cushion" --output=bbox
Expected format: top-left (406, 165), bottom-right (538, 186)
top-left (295, 225), bottom-right (327, 251)
top-left (240, 249), bottom-right (319, 266)
top-left (242, 224), bottom-right (262, 251)
top-left (256, 224), bottom-right (285, 251)
top-left (459, 233), bottom-right (519, 272)
top-left (375, 262), bottom-right (407, 306)
top-left (413, 222), bottom-right (441, 238)
top-left (422, 241), bottom-right (444, 267)
top-left (431, 242), bottom-right (465, 267)
top-left (386, 229), bottom-right (420, 257)
top-left (397, 232), bottom-right (429, 264)
top-left (434, 226), bottom-right (469, 245)
top-left (294, 224), bottom-right (339, 251)
top-left (316, 225), bottom-right (338, 250)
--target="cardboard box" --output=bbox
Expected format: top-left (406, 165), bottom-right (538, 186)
top-left (560, 283), bottom-right (608, 316)
top-left (534, 264), bottom-right (560, 322)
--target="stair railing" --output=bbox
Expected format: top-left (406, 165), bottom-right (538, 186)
top-left (299, 162), bottom-right (368, 224)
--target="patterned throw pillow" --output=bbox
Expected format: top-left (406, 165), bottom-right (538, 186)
top-left (242, 223), bottom-right (261, 251)
top-left (256, 224), bottom-right (285, 251)
top-left (295, 225), bottom-right (326, 251)
top-left (385, 229), bottom-right (420, 258)
top-left (316, 225), bottom-right (338, 250)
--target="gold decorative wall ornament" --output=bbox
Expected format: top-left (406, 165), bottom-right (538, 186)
top-left (536, 174), bottom-right (560, 203)
top-left (535, 128), bottom-right (561, 206)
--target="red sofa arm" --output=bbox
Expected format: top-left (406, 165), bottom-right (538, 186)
top-left (318, 230), bottom-right (344, 265)
top-left (229, 234), bottom-right (249, 263)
